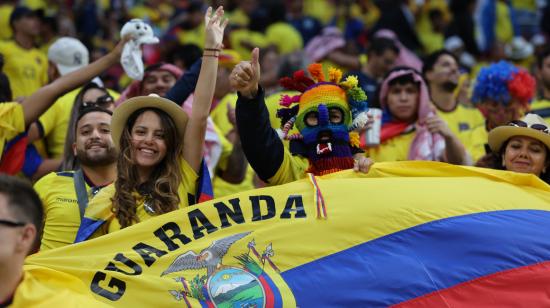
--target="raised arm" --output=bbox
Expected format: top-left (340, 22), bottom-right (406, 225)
top-left (230, 48), bottom-right (287, 182)
top-left (183, 6), bottom-right (227, 172)
top-left (20, 37), bottom-right (129, 127)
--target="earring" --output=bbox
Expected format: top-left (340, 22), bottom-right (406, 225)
top-left (501, 157), bottom-right (506, 168)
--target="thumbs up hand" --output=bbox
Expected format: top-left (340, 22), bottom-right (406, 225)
top-left (230, 48), bottom-right (261, 98)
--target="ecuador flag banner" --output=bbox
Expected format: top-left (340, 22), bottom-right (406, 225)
top-left (26, 161), bottom-right (550, 307)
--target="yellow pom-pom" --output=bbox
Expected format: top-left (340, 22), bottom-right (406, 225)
top-left (308, 63), bottom-right (325, 82)
top-left (340, 75), bottom-right (359, 89)
top-left (349, 131), bottom-right (360, 148)
top-left (328, 67), bottom-right (343, 83)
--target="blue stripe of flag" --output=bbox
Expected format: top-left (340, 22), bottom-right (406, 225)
top-left (281, 209), bottom-right (550, 307)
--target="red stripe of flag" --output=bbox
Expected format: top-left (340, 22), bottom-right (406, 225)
top-left (394, 261), bottom-right (550, 307)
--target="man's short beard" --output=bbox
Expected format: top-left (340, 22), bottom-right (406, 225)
top-left (77, 147), bottom-right (117, 167)
top-left (440, 81), bottom-right (458, 93)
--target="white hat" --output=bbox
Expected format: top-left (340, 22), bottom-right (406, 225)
top-left (504, 37), bottom-right (534, 61)
top-left (47, 37), bottom-right (89, 76)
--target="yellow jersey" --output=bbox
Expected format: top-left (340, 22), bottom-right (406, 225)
top-left (33, 170), bottom-right (96, 251)
top-left (530, 99), bottom-right (550, 123)
top-left (436, 104), bottom-right (488, 162)
top-left (0, 40), bottom-right (48, 99)
top-left (89, 158), bottom-right (198, 236)
top-left (0, 103), bottom-right (25, 160)
top-left (268, 145), bottom-right (310, 185)
top-left (366, 130), bottom-right (416, 162)
top-left (10, 265), bottom-right (111, 307)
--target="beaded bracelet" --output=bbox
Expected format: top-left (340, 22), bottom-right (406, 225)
top-left (204, 48), bottom-right (221, 52)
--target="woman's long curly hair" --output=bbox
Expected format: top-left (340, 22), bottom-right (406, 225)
top-left (113, 107), bottom-right (184, 228)
top-left (478, 139), bottom-right (550, 184)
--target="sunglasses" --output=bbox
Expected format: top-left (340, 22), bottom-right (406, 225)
top-left (509, 120), bottom-right (550, 134)
top-left (0, 219), bottom-right (26, 228)
top-left (81, 94), bottom-right (114, 109)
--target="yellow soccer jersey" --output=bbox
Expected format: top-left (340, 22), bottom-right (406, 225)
top-left (0, 40), bottom-right (48, 99)
top-left (37, 88), bottom-right (119, 158)
top-left (90, 158), bottom-right (198, 236)
top-left (366, 131), bottom-right (416, 163)
top-left (33, 171), bottom-right (91, 251)
top-left (530, 99), bottom-right (550, 123)
top-left (11, 265), bottom-right (111, 307)
top-left (436, 104), bottom-right (488, 162)
top-left (268, 147), bottom-right (310, 186)
top-left (0, 103), bottom-right (25, 160)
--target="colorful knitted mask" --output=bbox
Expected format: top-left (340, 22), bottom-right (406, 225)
top-left (276, 63), bottom-right (368, 176)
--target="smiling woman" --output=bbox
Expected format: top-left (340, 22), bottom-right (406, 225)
top-left (80, 6), bottom-right (229, 235)
top-left (484, 113), bottom-right (550, 183)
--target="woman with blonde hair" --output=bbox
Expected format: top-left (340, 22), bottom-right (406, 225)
top-left (77, 6), bottom-right (228, 238)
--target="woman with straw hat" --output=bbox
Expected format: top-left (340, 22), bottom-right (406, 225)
top-left (485, 113), bottom-right (550, 183)
top-left (79, 6), bottom-right (228, 236)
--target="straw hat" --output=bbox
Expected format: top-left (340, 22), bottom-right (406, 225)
top-left (111, 95), bottom-right (188, 150)
top-left (488, 113), bottom-right (550, 153)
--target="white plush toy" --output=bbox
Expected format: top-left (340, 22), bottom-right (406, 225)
top-left (120, 19), bottom-right (159, 80)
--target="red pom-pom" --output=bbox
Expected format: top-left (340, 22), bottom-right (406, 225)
top-left (508, 70), bottom-right (536, 106)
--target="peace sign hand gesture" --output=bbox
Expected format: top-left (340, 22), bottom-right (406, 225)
top-left (204, 6), bottom-right (228, 50)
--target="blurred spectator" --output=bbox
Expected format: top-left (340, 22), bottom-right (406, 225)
top-left (0, 6), bottom-right (47, 101)
top-left (345, 37), bottom-right (399, 108)
top-left (284, 0), bottom-right (323, 45)
top-left (374, 29), bottom-right (423, 72)
top-left (417, 1), bottom-right (450, 54)
top-left (530, 48), bottom-right (550, 122)
top-left (447, 0), bottom-right (480, 56)
top-left (372, 0), bottom-right (422, 52)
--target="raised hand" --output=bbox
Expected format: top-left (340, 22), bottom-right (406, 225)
top-left (204, 6), bottom-right (228, 50)
top-left (230, 48), bottom-right (261, 98)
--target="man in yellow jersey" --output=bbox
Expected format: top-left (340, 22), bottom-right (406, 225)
top-left (530, 48), bottom-right (550, 122)
top-left (0, 6), bottom-right (47, 101)
top-left (0, 175), bottom-right (108, 307)
top-left (34, 107), bottom-right (116, 251)
top-left (29, 37), bottom-right (96, 159)
top-left (423, 50), bottom-right (487, 162)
